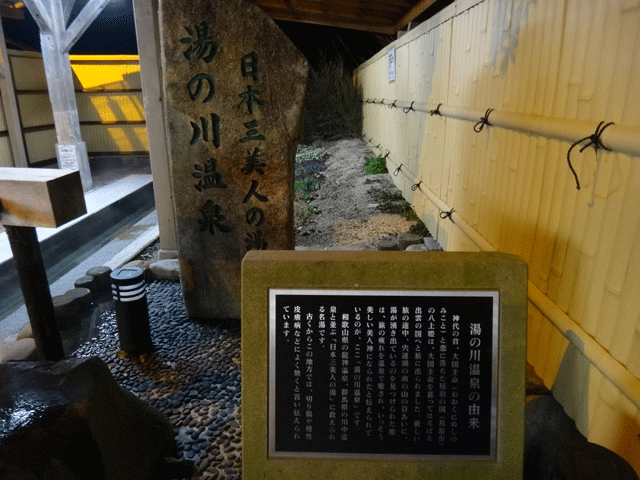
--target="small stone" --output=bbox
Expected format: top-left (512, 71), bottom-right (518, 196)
top-left (85, 266), bottom-right (112, 300)
top-left (15, 322), bottom-right (33, 341)
top-left (423, 237), bottom-right (443, 251)
top-left (65, 287), bottom-right (93, 312)
top-left (149, 259), bottom-right (180, 282)
top-left (405, 243), bottom-right (427, 251)
top-left (0, 338), bottom-right (37, 361)
top-left (397, 232), bottom-right (423, 250)
top-left (53, 293), bottom-right (79, 322)
top-left (74, 275), bottom-right (96, 296)
top-left (377, 237), bottom-right (398, 251)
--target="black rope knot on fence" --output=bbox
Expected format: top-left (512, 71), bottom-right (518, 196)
top-left (378, 99), bottom-right (386, 106)
top-left (474, 108), bottom-right (494, 132)
top-left (440, 208), bottom-right (455, 221)
top-left (566, 121), bottom-right (615, 190)
top-left (389, 100), bottom-right (397, 109)
top-left (430, 103), bottom-right (443, 116)
top-left (411, 181), bottom-right (422, 191)
top-left (393, 164), bottom-right (403, 176)
top-left (374, 144), bottom-right (381, 150)
top-left (403, 101), bottom-right (415, 114)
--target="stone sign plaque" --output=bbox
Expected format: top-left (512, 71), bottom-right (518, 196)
top-left (161, 0), bottom-right (308, 319)
top-left (242, 251), bottom-right (527, 480)
top-left (269, 289), bottom-right (498, 460)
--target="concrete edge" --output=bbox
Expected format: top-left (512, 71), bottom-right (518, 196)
top-left (104, 226), bottom-right (160, 271)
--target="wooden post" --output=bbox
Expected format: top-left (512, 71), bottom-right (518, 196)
top-left (21, 0), bottom-right (114, 191)
top-left (5, 225), bottom-right (64, 360)
top-left (0, 167), bottom-right (86, 360)
top-left (132, 0), bottom-right (178, 259)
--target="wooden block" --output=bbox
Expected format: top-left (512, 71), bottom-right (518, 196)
top-left (0, 168), bottom-right (86, 228)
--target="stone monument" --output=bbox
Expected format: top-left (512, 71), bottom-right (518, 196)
top-left (242, 250), bottom-right (527, 479)
top-left (161, 0), bottom-right (308, 319)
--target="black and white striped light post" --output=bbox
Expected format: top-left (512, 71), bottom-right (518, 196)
top-left (110, 266), bottom-right (153, 355)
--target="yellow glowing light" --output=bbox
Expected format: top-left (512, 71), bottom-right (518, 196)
top-left (69, 55), bottom-right (141, 91)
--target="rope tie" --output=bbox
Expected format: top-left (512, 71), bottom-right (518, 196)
top-left (439, 208), bottom-right (455, 221)
top-left (567, 121), bottom-right (615, 190)
top-left (430, 103), bottom-right (443, 116)
top-left (394, 164), bottom-right (403, 176)
top-left (411, 181), bottom-right (422, 191)
top-left (389, 100), bottom-right (397, 109)
top-left (374, 144), bottom-right (381, 150)
top-left (474, 108), bottom-right (494, 133)
top-left (403, 101), bottom-right (415, 114)
top-left (378, 99), bottom-right (386, 106)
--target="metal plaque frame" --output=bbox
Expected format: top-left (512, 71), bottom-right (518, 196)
top-left (268, 289), bottom-right (499, 461)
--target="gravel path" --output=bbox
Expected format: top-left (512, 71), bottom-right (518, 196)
top-left (295, 138), bottom-right (414, 248)
top-left (72, 281), bottom-right (241, 480)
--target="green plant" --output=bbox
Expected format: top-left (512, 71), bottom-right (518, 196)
top-left (294, 177), bottom-right (319, 203)
top-left (363, 154), bottom-right (388, 175)
top-left (301, 55), bottom-right (363, 142)
top-left (295, 145), bottom-right (325, 164)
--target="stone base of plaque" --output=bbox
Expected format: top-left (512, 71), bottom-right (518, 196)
top-left (242, 250), bottom-right (527, 480)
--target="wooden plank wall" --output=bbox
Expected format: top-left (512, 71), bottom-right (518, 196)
top-left (356, 0), bottom-right (640, 471)
top-left (0, 92), bottom-right (13, 167)
top-left (6, 50), bottom-right (147, 166)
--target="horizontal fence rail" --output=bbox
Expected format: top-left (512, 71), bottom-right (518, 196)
top-left (363, 99), bottom-right (640, 160)
top-left (365, 135), bottom-right (640, 411)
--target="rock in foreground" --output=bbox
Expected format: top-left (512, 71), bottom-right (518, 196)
top-left (0, 357), bottom-right (179, 480)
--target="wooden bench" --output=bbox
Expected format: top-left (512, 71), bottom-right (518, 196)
top-left (0, 168), bottom-right (86, 360)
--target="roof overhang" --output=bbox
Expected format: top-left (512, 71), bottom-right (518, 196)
top-left (0, 0), bottom-right (24, 20)
top-left (256, 0), bottom-right (439, 35)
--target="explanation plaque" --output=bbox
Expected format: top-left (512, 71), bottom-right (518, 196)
top-left (269, 290), bottom-right (498, 460)
top-left (242, 251), bottom-right (527, 480)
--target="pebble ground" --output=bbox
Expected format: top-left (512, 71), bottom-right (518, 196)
top-left (72, 281), bottom-right (241, 480)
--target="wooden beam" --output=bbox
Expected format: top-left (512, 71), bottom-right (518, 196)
top-left (21, 0), bottom-right (52, 31)
top-left (0, 167), bottom-right (86, 227)
top-left (259, 6), bottom-right (396, 34)
top-left (392, 0), bottom-right (437, 32)
top-left (61, 0), bottom-right (113, 53)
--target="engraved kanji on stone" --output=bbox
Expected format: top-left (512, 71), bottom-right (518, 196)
top-left (243, 179), bottom-right (269, 203)
top-left (190, 113), bottom-right (221, 147)
top-left (245, 230), bottom-right (268, 251)
top-left (180, 22), bottom-right (219, 63)
top-left (246, 206), bottom-right (265, 227)
top-left (192, 158), bottom-right (226, 191)
top-left (240, 120), bottom-right (265, 143)
top-left (198, 200), bottom-right (231, 234)
top-left (241, 147), bottom-right (266, 175)
top-left (188, 73), bottom-right (215, 102)
top-left (238, 85), bottom-right (264, 114)
top-left (241, 52), bottom-right (260, 80)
